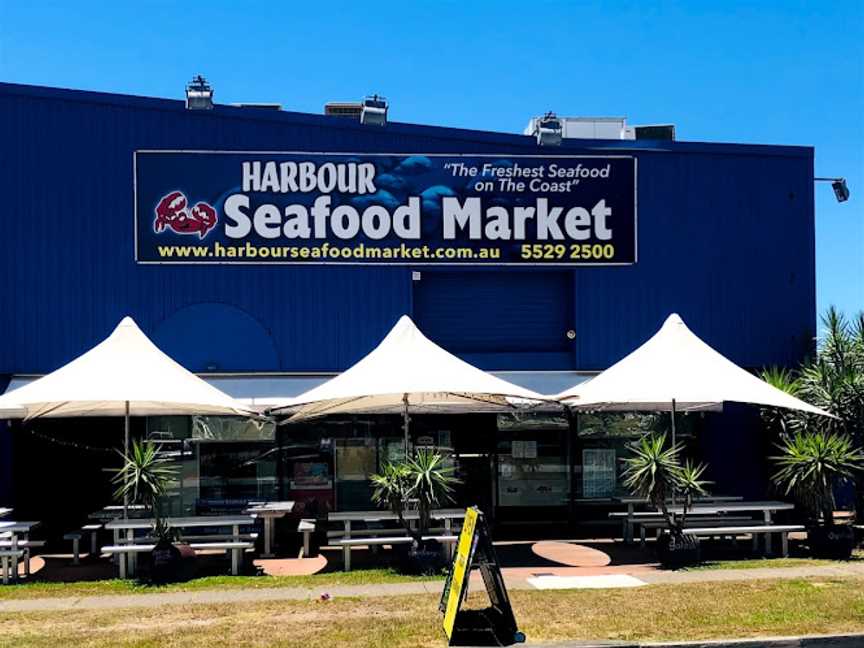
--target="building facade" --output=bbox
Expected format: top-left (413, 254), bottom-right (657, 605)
top-left (0, 82), bottom-right (816, 534)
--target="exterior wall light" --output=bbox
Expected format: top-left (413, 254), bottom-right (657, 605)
top-left (186, 75), bottom-right (214, 111)
top-left (534, 112), bottom-right (563, 146)
top-left (360, 95), bottom-right (388, 126)
top-left (815, 177), bottom-right (850, 203)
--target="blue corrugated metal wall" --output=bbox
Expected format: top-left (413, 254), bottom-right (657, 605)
top-left (0, 82), bottom-right (816, 375)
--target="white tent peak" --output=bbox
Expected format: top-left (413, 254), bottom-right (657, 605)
top-left (664, 313), bottom-right (684, 327)
top-left (557, 312), bottom-right (831, 417)
top-left (0, 315), bottom-right (255, 419)
top-left (269, 314), bottom-right (543, 418)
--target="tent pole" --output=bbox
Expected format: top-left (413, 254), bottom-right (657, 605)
top-left (671, 398), bottom-right (677, 449)
top-left (123, 400), bottom-right (130, 520)
top-left (670, 398), bottom-right (678, 507)
top-left (402, 393), bottom-right (410, 457)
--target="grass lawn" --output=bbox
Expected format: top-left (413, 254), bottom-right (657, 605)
top-left (0, 569), bottom-right (440, 601)
top-left (1, 578), bottom-right (864, 647)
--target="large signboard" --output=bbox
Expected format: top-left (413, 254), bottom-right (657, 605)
top-left (134, 151), bottom-right (637, 266)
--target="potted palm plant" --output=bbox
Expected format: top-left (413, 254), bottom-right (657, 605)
top-left (760, 308), bottom-right (864, 520)
top-left (371, 448), bottom-right (459, 574)
top-left (113, 440), bottom-right (194, 583)
top-left (622, 433), bottom-right (709, 568)
top-left (772, 430), bottom-right (863, 559)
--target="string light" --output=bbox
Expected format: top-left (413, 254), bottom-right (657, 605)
top-left (24, 427), bottom-right (116, 455)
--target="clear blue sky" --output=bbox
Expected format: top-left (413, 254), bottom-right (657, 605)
top-left (1, 0), bottom-right (861, 321)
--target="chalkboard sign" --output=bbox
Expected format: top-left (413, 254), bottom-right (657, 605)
top-left (440, 507), bottom-right (523, 646)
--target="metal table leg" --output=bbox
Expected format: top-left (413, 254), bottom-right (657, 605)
top-left (343, 521), bottom-right (352, 572)
top-left (126, 530), bottom-right (136, 576)
top-left (625, 504), bottom-right (635, 544)
top-left (262, 516), bottom-right (273, 558)
top-left (763, 511), bottom-right (773, 555)
top-left (10, 534), bottom-right (18, 582)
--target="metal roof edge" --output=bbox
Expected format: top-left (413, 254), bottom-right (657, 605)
top-left (0, 81), bottom-right (813, 158)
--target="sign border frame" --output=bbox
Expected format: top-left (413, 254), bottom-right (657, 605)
top-left (133, 150), bottom-right (638, 267)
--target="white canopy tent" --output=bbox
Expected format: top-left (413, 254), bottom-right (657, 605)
top-left (0, 316), bottom-right (256, 515)
top-left (268, 315), bottom-right (545, 447)
top-left (557, 313), bottom-right (832, 448)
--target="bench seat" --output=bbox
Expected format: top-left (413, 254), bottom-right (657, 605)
top-left (683, 525), bottom-right (805, 557)
top-left (335, 534), bottom-right (458, 571)
top-left (0, 540), bottom-right (45, 548)
top-left (325, 525), bottom-right (454, 539)
top-left (125, 533), bottom-right (258, 544)
top-left (102, 541), bottom-right (254, 578)
top-left (636, 516), bottom-right (756, 546)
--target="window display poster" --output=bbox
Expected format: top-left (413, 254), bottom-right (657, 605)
top-left (512, 440), bottom-right (538, 459)
top-left (293, 462), bottom-right (330, 487)
top-left (582, 448), bottom-right (617, 497)
top-left (336, 445), bottom-right (377, 480)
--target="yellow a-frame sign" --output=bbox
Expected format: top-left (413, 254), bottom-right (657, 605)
top-left (440, 507), bottom-right (522, 645)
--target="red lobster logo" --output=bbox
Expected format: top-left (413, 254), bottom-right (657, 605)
top-left (153, 191), bottom-right (218, 238)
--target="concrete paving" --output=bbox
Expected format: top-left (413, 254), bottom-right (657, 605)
top-left (0, 563), bottom-right (863, 614)
top-left (530, 634), bottom-right (864, 647)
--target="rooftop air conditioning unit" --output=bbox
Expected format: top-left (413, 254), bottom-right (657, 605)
top-left (634, 124), bottom-right (676, 141)
top-left (325, 102), bottom-right (363, 119)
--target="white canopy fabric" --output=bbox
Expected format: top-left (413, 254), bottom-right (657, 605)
top-left (269, 315), bottom-right (545, 419)
top-left (556, 313), bottom-right (830, 417)
top-left (0, 317), bottom-right (254, 419)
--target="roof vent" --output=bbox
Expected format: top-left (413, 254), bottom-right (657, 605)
top-left (360, 95), bottom-right (388, 126)
top-left (185, 75), bottom-right (214, 111)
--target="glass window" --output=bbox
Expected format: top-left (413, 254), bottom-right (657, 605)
top-left (574, 412), bottom-right (700, 499)
top-left (198, 442), bottom-right (278, 507)
top-left (496, 414), bottom-right (569, 508)
top-left (145, 415), bottom-right (277, 516)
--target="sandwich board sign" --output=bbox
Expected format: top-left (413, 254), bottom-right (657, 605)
top-left (440, 507), bottom-right (523, 645)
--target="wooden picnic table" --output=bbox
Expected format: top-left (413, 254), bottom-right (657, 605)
top-left (0, 521), bottom-right (40, 583)
top-left (243, 501), bottom-right (295, 558)
top-left (611, 500), bottom-right (795, 552)
top-left (105, 515), bottom-right (257, 575)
